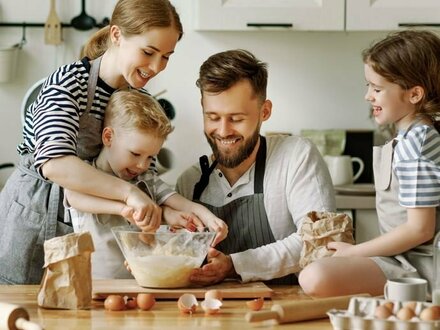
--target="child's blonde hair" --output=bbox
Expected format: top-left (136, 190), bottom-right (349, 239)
top-left (104, 90), bottom-right (173, 139)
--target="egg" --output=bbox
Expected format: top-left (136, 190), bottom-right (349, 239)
top-left (246, 297), bottom-right (264, 311)
top-left (204, 289), bottom-right (223, 301)
top-left (382, 301), bottom-right (394, 312)
top-left (403, 301), bottom-right (418, 312)
top-left (177, 293), bottom-right (198, 314)
top-left (201, 298), bottom-right (222, 315)
top-left (420, 306), bottom-right (440, 321)
top-left (125, 296), bottom-right (137, 309)
top-left (104, 294), bottom-right (125, 311)
top-left (137, 293), bottom-right (156, 311)
top-left (396, 306), bottom-right (415, 321)
top-left (374, 305), bottom-right (393, 319)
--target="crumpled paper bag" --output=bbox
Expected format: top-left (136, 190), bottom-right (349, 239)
top-left (37, 231), bottom-right (95, 309)
top-left (299, 211), bottom-right (354, 268)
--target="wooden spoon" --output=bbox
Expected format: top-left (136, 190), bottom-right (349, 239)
top-left (44, 0), bottom-right (62, 45)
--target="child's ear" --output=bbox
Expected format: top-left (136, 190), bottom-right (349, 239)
top-left (409, 86), bottom-right (424, 104)
top-left (110, 25), bottom-right (122, 46)
top-left (102, 127), bottom-right (114, 146)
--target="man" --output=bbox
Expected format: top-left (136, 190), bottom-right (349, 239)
top-left (176, 49), bottom-right (335, 285)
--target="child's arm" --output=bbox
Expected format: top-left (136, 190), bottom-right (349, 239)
top-left (163, 194), bottom-right (228, 246)
top-left (329, 207), bottom-right (436, 257)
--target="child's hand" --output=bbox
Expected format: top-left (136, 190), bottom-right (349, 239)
top-left (125, 186), bottom-right (162, 232)
top-left (197, 215), bottom-right (228, 247)
top-left (327, 241), bottom-right (355, 257)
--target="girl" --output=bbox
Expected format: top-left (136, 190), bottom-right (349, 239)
top-left (0, 0), bottom-right (226, 284)
top-left (299, 30), bottom-right (440, 297)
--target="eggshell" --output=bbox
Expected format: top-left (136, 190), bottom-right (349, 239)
top-left (177, 293), bottom-right (198, 314)
top-left (381, 301), bottom-right (394, 312)
top-left (201, 298), bottom-right (222, 315)
top-left (246, 297), bottom-right (264, 311)
top-left (104, 295), bottom-right (126, 311)
top-left (420, 306), bottom-right (440, 321)
top-left (125, 296), bottom-right (138, 309)
top-left (204, 289), bottom-right (223, 301)
top-left (396, 306), bottom-right (415, 321)
top-left (374, 305), bottom-right (393, 319)
top-left (137, 293), bottom-right (156, 311)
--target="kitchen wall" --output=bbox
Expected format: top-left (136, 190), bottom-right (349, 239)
top-left (0, 0), bottom-right (389, 186)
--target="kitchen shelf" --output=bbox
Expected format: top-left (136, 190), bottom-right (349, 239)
top-left (0, 19), bottom-right (109, 29)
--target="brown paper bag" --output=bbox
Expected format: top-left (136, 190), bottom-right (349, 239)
top-left (298, 211), bottom-right (354, 268)
top-left (37, 231), bottom-right (95, 309)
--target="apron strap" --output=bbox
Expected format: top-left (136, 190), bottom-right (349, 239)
top-left (85, 56), bottom-right (102, 115)
top-left (254, 135), bottom-right (266, 194)
top-left (193, 155), bottom-right (218, 200)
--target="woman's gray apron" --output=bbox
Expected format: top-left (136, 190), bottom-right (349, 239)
top-left (0, 57), bottom-right (104, 284)
top-left (193, 136), bottom-right (297, 285)
top-left (372, 127), bottom-right (440, 291)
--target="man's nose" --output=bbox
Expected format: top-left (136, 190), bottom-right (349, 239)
top-left (217, 118), bottom-right (233, 137)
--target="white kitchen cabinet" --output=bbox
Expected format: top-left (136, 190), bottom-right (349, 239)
top-left (346, 0), bottom-right (440, 31)
top-left (193, 0), bottom-right (345, 31)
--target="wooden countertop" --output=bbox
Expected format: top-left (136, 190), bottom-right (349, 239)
top-left (0, 284), bottom-right (334, 329)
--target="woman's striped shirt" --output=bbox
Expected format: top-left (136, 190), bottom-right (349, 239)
top-left (394, 124), bottom-right (440, 207)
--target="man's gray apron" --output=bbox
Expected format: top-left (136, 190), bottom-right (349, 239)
top-left (193, 136), bottom-right (297, 285)
top-left (0, 57), bottom-right (104, 284)
top-left (372, 125), bottom-right (440, 292)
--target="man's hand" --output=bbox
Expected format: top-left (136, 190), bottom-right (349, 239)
top-left (189, 248), bottom-right (237, 286)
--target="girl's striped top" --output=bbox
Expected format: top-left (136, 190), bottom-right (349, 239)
top-left (394, 124), bottom-right (440, 207)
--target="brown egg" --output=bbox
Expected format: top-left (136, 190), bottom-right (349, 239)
top-left (404, 301), bottom-right (418, 312)
top-left (125, 296), bottom-right (137, 309)
top-left (137, 293), bottom-right (156, 311)
top-left (374, 305), bottom-right (393, 319)
top-left (382, 301), bottom-right (394, 312)
top-left (246, 297), bottom-right (264, 311)
top-left (104, 294), bottom-right (125, 311)
top-left (177, 293), bottom-right (198, 314)
top-left (205, 289), bottom-right (223, 301)
top-left (420, 306), bottom-right (440, 321)
top-left (396, 306), bottom-right (416, 321)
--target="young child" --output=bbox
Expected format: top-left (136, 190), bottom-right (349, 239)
top-left (65, 90), bottom-right (227, 279)
top-left (299, 30), bottom-right (440, 297)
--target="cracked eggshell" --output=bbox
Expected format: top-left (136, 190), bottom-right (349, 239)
top-left (246, 297), bottom-right (264, 311)
top-left (177, 293), bottom-right (198, 314)
top-left (204, 289), bottom-right (223, 301)
top-left (201, 298), bottom-right (222, 315)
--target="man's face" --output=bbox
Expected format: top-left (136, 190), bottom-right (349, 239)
top-left (202, 80), bottom-right (270, 168)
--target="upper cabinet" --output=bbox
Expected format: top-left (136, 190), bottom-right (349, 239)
top-left (193, 0), bottom-right (345, 31)
top-left (346, 0), bottom-right (440, 31)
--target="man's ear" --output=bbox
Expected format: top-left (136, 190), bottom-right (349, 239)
top-left (110, 25), bottom-right (122, 46)
top-left (409, 86), bottom-right (424, 104)
top-left (102, 127), bottom-right (114, 146)
top-left (261, 100), bottom-right (272, 122)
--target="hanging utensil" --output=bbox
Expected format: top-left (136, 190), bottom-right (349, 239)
top-left (44, 0), bottom-right (62, 45)
top-left (71, 0), bottom-right (96, 31)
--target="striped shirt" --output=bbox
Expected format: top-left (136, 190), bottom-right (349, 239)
top-left (394, 124), bottom-right (440, 207)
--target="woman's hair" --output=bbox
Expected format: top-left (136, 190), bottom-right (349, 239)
top-left (83, 0), bottom-right (183, 59)
top-left (196, 49), bottom-right (268, 104)
top-left (362, 30), bottom-right (440, 127)
top-left (104, 90), bottom-right (173, 139)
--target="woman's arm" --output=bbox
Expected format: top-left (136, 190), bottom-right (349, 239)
top-left (329, 207), bottom-right (436, 257)
top-left (43, 155), bottom-right (161, 231)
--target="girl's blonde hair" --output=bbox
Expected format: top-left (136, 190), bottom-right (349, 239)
top-left (104, 90), bottom-right (173, 139)
top-left (363, 30), bottom-right (440, 129)
top-left (83, 0), bottom-right (183, 59)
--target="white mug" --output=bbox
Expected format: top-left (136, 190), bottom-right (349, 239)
top-left (323, 155), bottom-right (364, 186)
top-left (384, 277), bottom-right (427, 302)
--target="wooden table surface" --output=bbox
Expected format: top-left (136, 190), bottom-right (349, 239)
top-left (0, 284), bottom-right (334, 329)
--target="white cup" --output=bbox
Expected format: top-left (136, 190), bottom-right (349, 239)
top-left (384, 277), bottom-right (427, 302)
top-left (323, 155), bottom-right (364, 186)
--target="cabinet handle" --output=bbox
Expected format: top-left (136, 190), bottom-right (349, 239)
top-left (247, 23), bottom-right (293, 28)
top-left (399, 23), bottom-right (440, 27)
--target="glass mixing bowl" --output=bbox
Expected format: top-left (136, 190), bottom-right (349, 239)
top-left (112, 225), bottom-right (215, 288)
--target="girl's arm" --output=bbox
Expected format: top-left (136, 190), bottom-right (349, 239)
top-left (163, 194), bottom-right (228, 246)
top-left (42, 155), bottom-right (161, 231)
top-left (330, 207), bottom-right (436, 257)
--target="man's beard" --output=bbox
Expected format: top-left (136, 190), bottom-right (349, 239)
top-left (205, 127), bottom-right (260, 169)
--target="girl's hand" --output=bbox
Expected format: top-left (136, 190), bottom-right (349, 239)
top-left (125, 186), bottom-right (162, 232)
top-left (327, 241), bottom-right (355, 257)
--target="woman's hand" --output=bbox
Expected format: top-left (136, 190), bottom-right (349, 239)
top-left (125, 185), bottom-right (162, 232)
top-left (199, 215), bottom-right (228, 247)
top-left (162, 206), bottom-right (203, 232)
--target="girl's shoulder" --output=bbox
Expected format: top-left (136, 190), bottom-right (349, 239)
top-left (396, 124), bottom-right (440, 162)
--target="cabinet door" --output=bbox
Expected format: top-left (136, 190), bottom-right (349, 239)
top-left (347, 0), bottom-right (440, 31)
top-left (194, 0), bottom-right (345, 31)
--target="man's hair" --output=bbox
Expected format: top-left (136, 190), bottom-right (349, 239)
top-left (196, 49), bottom-right (268, 103)
top-left (104, 89), bottom-right (173, 138)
